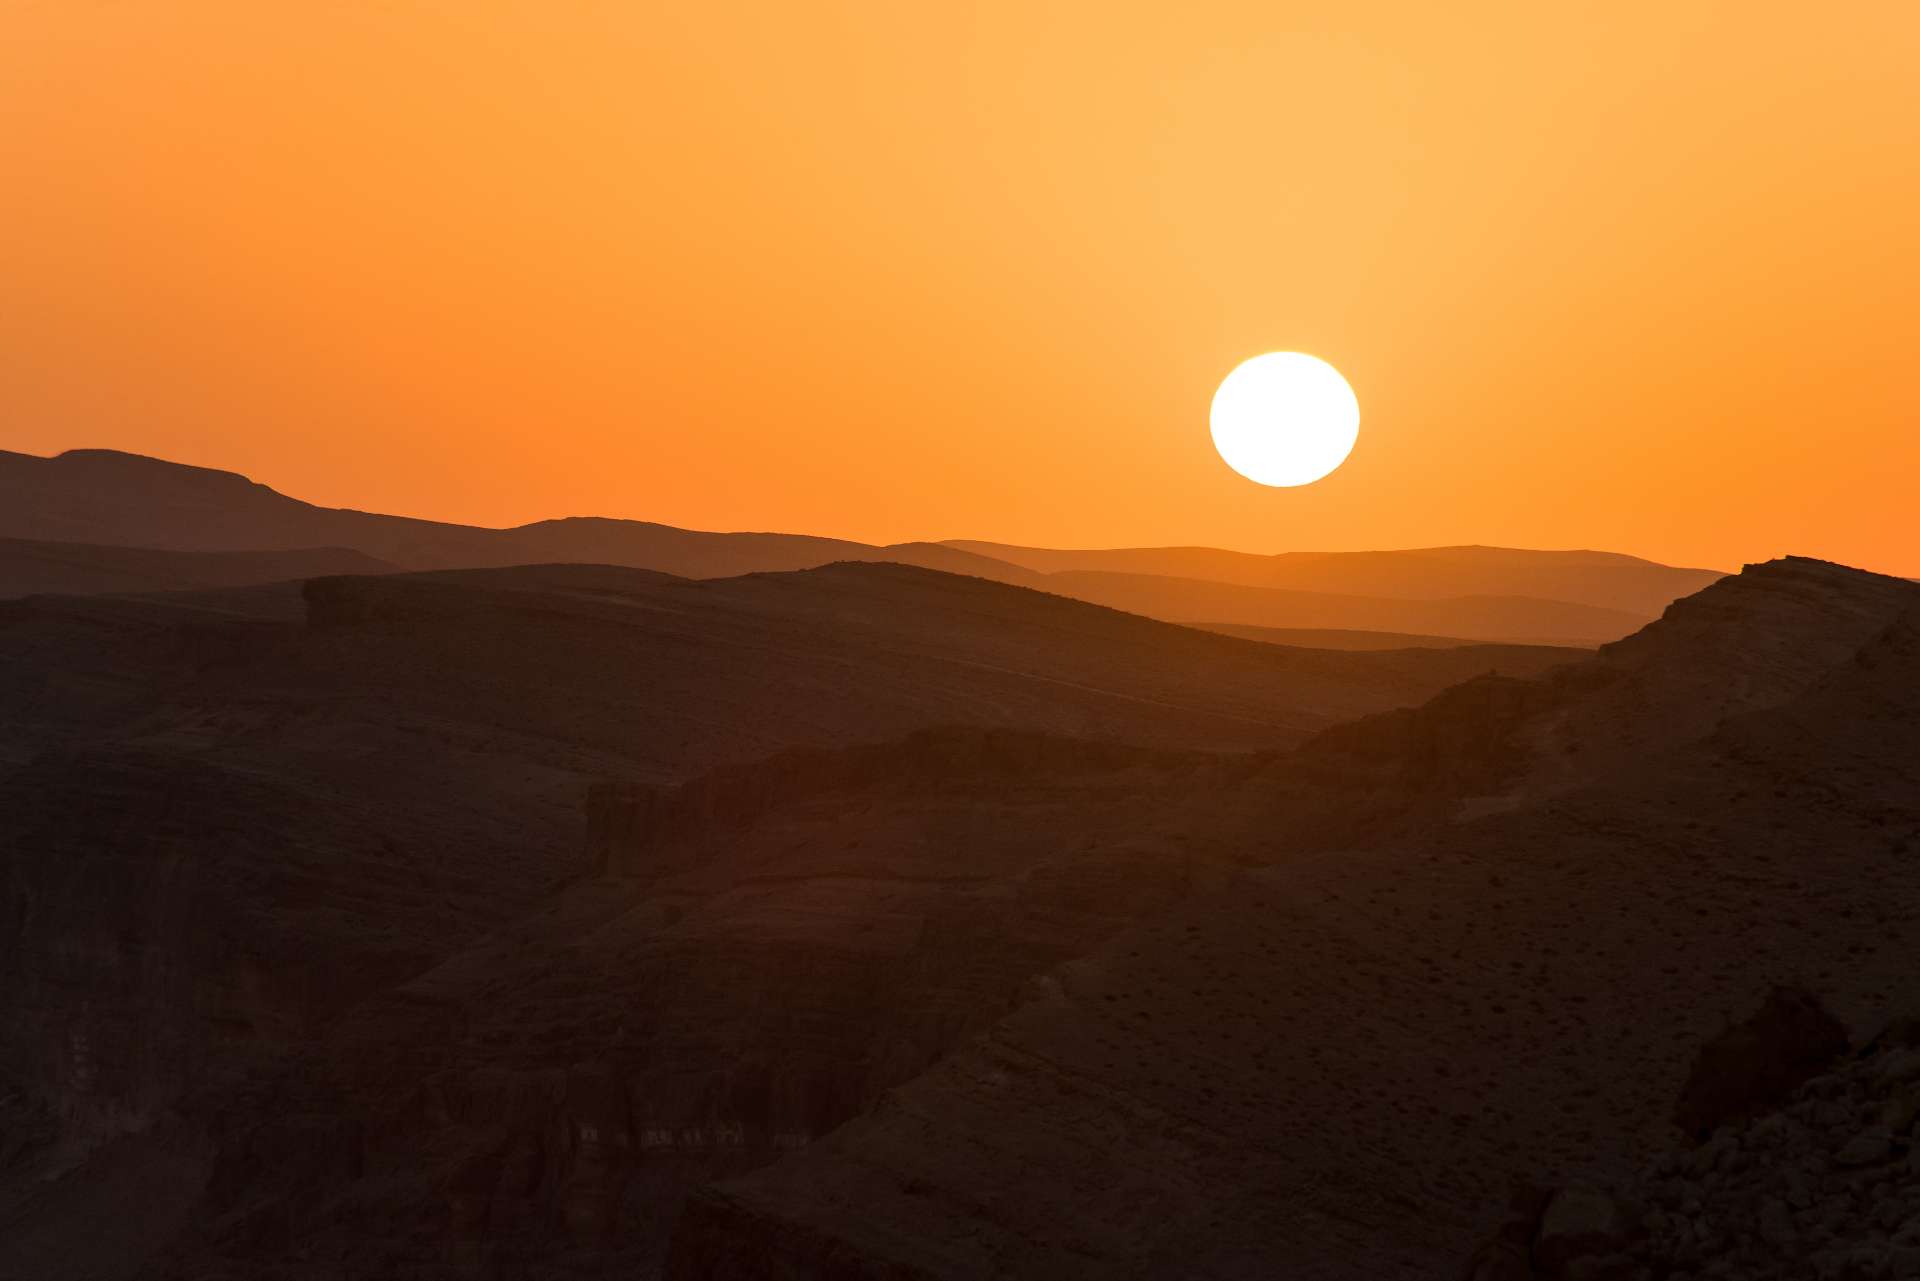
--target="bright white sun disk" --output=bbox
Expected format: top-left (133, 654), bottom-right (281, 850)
top-left (1209, 352), bottom-right (1359, 487)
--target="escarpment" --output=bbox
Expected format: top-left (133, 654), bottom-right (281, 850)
top-left (1291, 558), bottom-right (1920, 814)
top-left (153, 727), bottom-right (1233, 1276)
top-left (587, 727), bottom-right (1201, 878)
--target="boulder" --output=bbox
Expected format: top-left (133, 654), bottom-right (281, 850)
top-left (1461, 1239), bottom-right (1535, 1281)
top-left (1834, 1126), bottom-right (1894, 1168)
top-left (1673, 987), bottom-right (1848, 1138)
top-left (1534, 1185), bottom-right (1635, 1275)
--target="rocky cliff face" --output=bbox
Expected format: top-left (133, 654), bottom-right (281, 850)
top-left (147, 727), bottom-right (1230, 1277)
top-left (586, 729), bottom-right (1199, 879)
top-left (1298, 558), bottom-right (1920, 810)
top-left (11, 560), bottom-right (1388, 1279)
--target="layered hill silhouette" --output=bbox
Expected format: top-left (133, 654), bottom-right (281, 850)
top-left (1, 448), bottom-right (1719, 644)
top-left (1199, 623), bottom-right (1506, 650)
top-left (1034, 568), bottom-right (1645, 646)
top-left (945, 540), bottom-right (1721, 617)
top-left (0, 449), bottom-right (1031, 583)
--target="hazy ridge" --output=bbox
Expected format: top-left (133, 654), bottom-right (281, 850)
top-left (2, 448), bottom-right (1720, 645)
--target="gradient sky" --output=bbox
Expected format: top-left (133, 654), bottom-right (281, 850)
top-left (3, 2), bottom-right (1916, 573)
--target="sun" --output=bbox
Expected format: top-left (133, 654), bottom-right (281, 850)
top-left (1209, 352), bottom-right (1360, 487)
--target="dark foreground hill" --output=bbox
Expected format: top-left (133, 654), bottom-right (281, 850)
top-left (1, 553), bottom-right (1908, 1281)
top-left (120, 730), bottom-right (1242, 1279)
top-left (0, 560), bottom-right (1576, 1279)
top-left (665, 560), bottom-right (1920, 1280)
top-left (1, 449), bottom-right (1717, 643)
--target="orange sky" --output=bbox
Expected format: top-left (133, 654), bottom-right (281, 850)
top-left (3, 2), bottom-right (1916, 574)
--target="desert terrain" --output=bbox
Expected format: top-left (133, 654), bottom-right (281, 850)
top-left (1, 452), bottom-right (1912, 1281)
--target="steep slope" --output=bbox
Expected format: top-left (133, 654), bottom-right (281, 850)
top-left (943, 541), bottom-right (1723, 616)
top-left (0, 537), bottom-right (396, 600)
top-left (667, 562), bottom-right (1920, 1280)
top-left (1304, 557), bottom-right (1920, 805)
top-left (128, 730), bottom-right (1237, 1279)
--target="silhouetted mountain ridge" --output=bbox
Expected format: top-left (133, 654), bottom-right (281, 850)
top-left (1301, 556), bottom-right (1919, 803)
top-left (2, 448), bottom-right (1718, 644)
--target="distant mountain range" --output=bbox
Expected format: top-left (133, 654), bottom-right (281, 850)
top-left (0, 448), bottom-right (1722, 645)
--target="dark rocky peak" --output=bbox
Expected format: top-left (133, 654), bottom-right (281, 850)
top-left (0, 448), bottom-right (334, 552)
top-left (1588, 556), bottom-right (1920, 710)
top-left (1295, 671), bottom-right (1547, 792)
top-left (1293, 558), bottom-right (1920, 809)
top-left (1513, 558), bottom-right (1920, 788)
top-left (1, 448), bottom-right (300, 516)
top-left (43, 448), bottom-right (275, 494)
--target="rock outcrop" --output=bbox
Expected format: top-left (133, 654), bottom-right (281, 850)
top-left (586, 728), bottom-right (1199, 878)
top-left (1467, 1017), bottom-right (1920, 1281)
top-left (148, 726), bottom-right (1229, 1277)
top-left (1300, 557), bottom-right (1920, 810)
top-left (1674, 987), bottom-right (1850, 1139)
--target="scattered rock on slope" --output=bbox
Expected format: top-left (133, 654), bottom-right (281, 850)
top-left (1469, 1016), bottom-right (1920, 1281)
